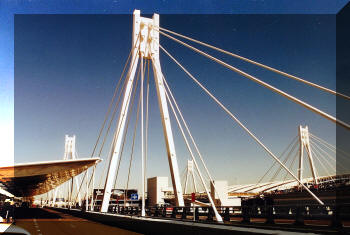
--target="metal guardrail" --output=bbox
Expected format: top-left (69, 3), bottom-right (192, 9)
top-left (75, 204), bottom-right (350, 229)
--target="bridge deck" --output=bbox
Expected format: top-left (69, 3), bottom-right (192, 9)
top-left (51, 207), bottom-right (345, 235)
top-left (12, 207), bottom-right (140, 235)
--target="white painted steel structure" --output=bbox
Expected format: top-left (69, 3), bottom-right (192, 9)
top-left (53, 135), bottom-right (82, 207)
top-left (78, 9), bottom-right (350, 222)
top-left (100, 10), bottom-right (142, 213)
top-left (228, 126), bottom-right (342, 195)
top-left (298, 126), bottom-right (318, 185)
top-left (184, 160), bottom-right (198, 194)
top-left (101, 10), bottom-right (186, 214)
top-left (228, 174), bottom-right (347, 195)
top-left (100, 10), bottom-right (223, 222)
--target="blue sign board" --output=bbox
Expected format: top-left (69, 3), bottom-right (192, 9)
top-left (131, 193), bottom-right (138, 200)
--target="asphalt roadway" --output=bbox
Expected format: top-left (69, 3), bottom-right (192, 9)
top-left (12, 207), bottom-right (141, 235)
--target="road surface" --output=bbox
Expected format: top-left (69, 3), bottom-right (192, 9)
top-left (13, 207), bottom-right (141, 235)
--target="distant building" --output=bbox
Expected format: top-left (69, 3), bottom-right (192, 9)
top-left (211, 180), bottom-right (241, 206)
top-left (147, 177), bottom-right (170, 206)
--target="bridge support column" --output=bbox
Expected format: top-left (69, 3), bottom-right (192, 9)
top-left (298, 125), bottom-right (318, 186)
top-left (100, 10), bottom-right (141, 213)
top-left (151, 24), bottom-right (184, 207)
top-left (102, 9), bottom-right (185, 214)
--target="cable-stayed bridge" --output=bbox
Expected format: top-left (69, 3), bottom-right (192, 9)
top-left (2, 10), bottom-right (350, 234)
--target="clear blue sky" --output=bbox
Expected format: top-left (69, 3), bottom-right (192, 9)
top-left (1, 1), bottom-right (349, 190)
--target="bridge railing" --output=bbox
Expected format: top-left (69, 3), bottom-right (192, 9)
top-left (67, 203), bottom-right (350, 228)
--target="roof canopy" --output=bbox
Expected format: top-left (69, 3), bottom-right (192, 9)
top-left (0, 158), bottom-right (101, 197)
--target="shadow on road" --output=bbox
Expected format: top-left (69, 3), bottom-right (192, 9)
top-left (15, 208), bottom-right (62, 219)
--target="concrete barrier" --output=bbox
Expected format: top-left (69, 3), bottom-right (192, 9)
top-left (51, 208), bottom-right (320, 235)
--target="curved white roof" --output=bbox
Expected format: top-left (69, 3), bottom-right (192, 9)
top-left (0, 158), bottom-right (101, 197)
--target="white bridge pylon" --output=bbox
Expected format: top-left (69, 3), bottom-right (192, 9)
top-left (100, 10), bottom-right (223, 222)
top-left (298, 125), bottom-right (318, 185)
top-left (52, 135), bottom-right (82, 208)
top-left (184, 160), bottom-right (198, 194)
top-left (96, 7), bottom-right (350, 219)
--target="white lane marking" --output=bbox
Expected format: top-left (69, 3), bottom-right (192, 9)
top-left (33, 218), bottom-right (41, 235)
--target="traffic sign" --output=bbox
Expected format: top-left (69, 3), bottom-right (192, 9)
top-left (131, 193), bottom-right (138, 201)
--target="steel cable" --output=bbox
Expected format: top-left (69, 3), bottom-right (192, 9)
top-left (158, 30), bottom-right (350, 131)
top-left (155, 26), bottom-right (350, 101)
top-left (159, 44), bottom-right (324, 205)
